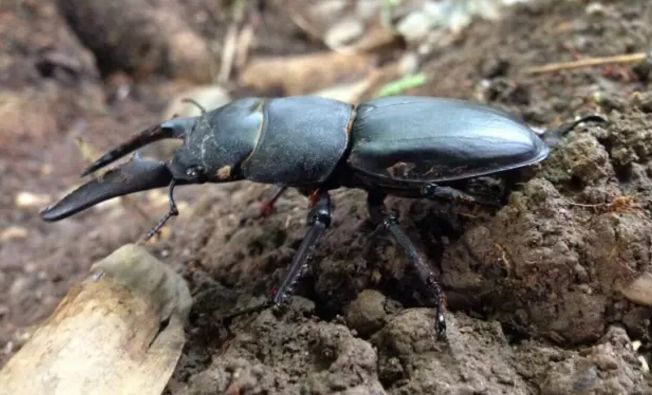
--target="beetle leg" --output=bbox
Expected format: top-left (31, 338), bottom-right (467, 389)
top-left (143, 179), bottom-right (179, 241)
top-left (259, 185), bottom-right (288, 217)
top-left (367, 191), bottom-right (447, 339)
top-left (421, 183), bottom-right (499, 207)
top-left (220, 191), bottom-right (332, 322)
top-left (543, 114), bottom-right (606, 148)
top-left (271, 190), bottom-right (332, 308)
top-left (421, 183), bottom-right (477, 204)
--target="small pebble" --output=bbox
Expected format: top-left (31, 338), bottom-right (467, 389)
top-left (1, 226), bottom-right (29, 241)
top-left (344, 289), bottom-right (388, 336)
top-left (15, 192), bottom-right (50, 208)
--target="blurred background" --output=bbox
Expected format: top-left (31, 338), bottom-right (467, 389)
top-left (1, 0), bottom-right (651, 393)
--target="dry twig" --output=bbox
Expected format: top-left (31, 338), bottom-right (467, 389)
top-left (524, 52), bottom-right (648, 75)
top-left (566, 195), bottom-right (639, 213)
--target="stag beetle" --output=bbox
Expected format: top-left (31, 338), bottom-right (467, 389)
top-left (41, 96), bottom-right (603, 337)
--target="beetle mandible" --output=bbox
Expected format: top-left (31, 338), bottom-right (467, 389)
top-left (41, 96), bottom-right (603, 337)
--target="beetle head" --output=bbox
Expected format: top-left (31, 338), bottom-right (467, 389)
top-left (41, 116), bottom-right (201, 222)
top-left (168, 97), bottom-right (264, 183)
top-left (41, 98), bottom-right (265, 222)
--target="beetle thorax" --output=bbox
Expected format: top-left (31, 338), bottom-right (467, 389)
top-left (169, 98), bottom-right (265, 183)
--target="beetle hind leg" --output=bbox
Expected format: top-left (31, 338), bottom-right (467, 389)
top-left (368, 191), bottom-right (447, 338)
top-left (421, 183), bottom-right (499, 208)
top-left (421, 183), bottom-right (477, 204)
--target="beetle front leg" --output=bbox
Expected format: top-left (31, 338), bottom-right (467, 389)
top-left (271, 190), bottom-right (332, 308)
top-left (143, 179), bottom-right (179, 241)
top-left (368, 191), bottom-right (447, 339)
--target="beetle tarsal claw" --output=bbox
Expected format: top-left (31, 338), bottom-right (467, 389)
top-left (436, 312), bottom-right (447, 339)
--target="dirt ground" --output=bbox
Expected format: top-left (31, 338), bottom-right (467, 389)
top-left (1, 0), bottom-right (651, 394)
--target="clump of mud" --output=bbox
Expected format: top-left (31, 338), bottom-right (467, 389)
top-left (443, 109), bottom-right (652, 345)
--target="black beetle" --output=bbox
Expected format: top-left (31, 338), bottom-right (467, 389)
top-left (41, 96), bottom-right (602, 337)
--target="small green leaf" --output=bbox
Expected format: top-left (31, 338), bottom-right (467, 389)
top-left (374, 73), bottom-right (427, 97)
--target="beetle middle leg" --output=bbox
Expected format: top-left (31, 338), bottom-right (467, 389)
top-left (224, 190), bottom-right (332, 320)
top-left (367, 191), bottom-right (447, 338)
top-left (271, 190), bottom-right (331, 308)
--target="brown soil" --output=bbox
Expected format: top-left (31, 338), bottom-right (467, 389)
top-left (1, 1), bottom-right (651, 394)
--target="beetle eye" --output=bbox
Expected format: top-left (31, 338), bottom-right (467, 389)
top-left (185, 165), bottom-right (204, 179)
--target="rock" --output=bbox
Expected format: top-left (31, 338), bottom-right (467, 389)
top-left (15, 191), bottom-right (51, 208)
top-left (0, 226), bottom-right (29, 241)
top-left (56, 0), bottom-right (213, 82)
top-left (532, 327), bottom-right (645, 395)
top-left (633, 91), bottom-right (652, 113)
top-left (284, 0), bottom-right (385, 51)
top-left (396, 11), bottom-right (433, 43)
top-left (344, 289), bottom-right (393, 336)
top-left (619, 272), bottom-right (652, 306)
top-left (324, 18), bottom-right (365, 49)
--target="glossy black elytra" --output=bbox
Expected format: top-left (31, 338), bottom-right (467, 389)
top-left (41, 96), bottom-right (604, 337)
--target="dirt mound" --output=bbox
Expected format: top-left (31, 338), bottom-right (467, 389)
top-left (163, 2), bottom-right (652, 393)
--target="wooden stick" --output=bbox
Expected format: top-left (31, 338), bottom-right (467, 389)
top-left (524, 52), bottom-right (648, 75)
top-left (0, 244), bottom-right (192, 395)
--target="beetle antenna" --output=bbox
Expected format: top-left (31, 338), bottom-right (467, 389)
top-left (556, 114), bottom-right (607, 136)
top-left (544, 114), bottom-right (607, 148)
top-left (143, 179), bottom-right (179, 242)
top-left (181, 98), bottom-right (207, 115)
